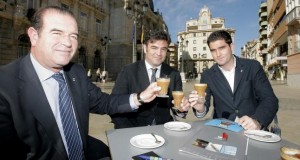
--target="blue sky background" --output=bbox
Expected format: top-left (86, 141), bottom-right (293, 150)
top-left (152, 0), bottom-right (264, 55)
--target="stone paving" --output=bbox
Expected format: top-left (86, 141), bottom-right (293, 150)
top-left (89, 80), bottom-right (300, 145)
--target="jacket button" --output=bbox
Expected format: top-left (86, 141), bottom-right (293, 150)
top-left (235, 110), bottom-right (239, 113)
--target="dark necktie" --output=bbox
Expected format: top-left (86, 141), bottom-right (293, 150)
top-left (150, 68), bottom-right (157, 125)
top-left (151, 68), bottom-right (157, 83)
top-left (52, 73), bottom-right (83, 160)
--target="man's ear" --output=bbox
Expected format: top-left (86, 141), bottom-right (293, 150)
top-left (143, 44), bottom-right (147, 53)
top-left (27, 27), bottom-right (38, 46)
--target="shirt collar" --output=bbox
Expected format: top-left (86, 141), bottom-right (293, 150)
top-left (144, 60), bottom-right (161, 71)
top-left (30, 54), bottom-right (62, 82)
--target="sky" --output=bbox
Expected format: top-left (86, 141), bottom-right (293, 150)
top-left (152, 0), bottom-right (264, 55)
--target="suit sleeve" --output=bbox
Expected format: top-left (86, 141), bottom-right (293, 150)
top-left (250, 62), bottom-right (279, 127)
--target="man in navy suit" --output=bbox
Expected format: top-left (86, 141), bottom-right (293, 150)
top-left (189, 30), bottom-right (278, 130)
top-left (110, 30), bottom-right (190, 129)
top-left (0, 6), bottom-right (160, 160)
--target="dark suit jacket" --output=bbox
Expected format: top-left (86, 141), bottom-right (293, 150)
top-left (110, 60), bottom-right (182, 128)
top-left (0, 55), bottom-right (133, 159)
top-left (198, 56), bottom-right (278, 128)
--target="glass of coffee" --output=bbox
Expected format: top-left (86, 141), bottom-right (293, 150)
top-left (172, 91), bottom-right (184, 109)
top-left (156, 76), bottom-right (170, 97)
top-left (194, 83), bottom-right (207, 97)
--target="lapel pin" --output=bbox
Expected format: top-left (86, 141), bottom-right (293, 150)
top-left (241, 69), bottom-right (243, 73)
top-left (72, 78), bottom-right (76, 81)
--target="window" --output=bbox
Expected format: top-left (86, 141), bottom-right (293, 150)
top-left (203, 47), bottom-right (206, 51)
top-left (193, 33), bottom-right (196, 37)
top-left (193, 54), bottom-right (197, 58)
top-left (96, 19), bottom-right (102, 36)
top-left (203, 33), bottom-right (206, 36)
top-left (193, 47), bottom-right (197, 51)
top-left (203, 39), bottom-right (207, 44)
top-left (193, 40), bottom-right (197, 44)
top-left (80, 12), bottom-right (88, 32)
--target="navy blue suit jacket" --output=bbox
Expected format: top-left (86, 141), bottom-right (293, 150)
top-left (199, 56), bottom-right (278, 128)
top-left (0, 54), bottom-right (132, 159)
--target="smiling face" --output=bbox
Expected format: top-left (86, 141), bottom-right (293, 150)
top-left (144, 40), bottom-right (169, 68)
top-left (209, 39), bottom-right (234, 71)
top-left (28, 9), bottom-right (78, 72)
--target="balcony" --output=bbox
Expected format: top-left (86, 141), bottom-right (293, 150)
top-left (286, 6), bottom-right (300, 26)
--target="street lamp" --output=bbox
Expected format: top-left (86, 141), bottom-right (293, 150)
top-left (124, 0), bottom-right (148, 62)
top-left (177, 36), bottom-right (188, 83)
top-left (100, 36), bottom-right (111, 72)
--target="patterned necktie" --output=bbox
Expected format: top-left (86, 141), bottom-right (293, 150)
top-left (150, 68), bottom-right (157, 125)
top-left (52, 73), bottom-right (83, 160)
top-left (151, 68), bottom-right (157, 83)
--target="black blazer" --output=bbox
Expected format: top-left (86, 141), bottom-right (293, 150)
top-left (0, 55), bottom-right (132, 159)
top-left (110, 60), bottom-right (182, 128)
top-left (199, 56), bottom-right (278, 128)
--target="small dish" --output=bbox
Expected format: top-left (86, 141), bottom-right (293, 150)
top-left (244, 130), bottom-right (281, 143)
top-left (157, 95), bottom-right (169, 98)
top-left (130, 134), bottom-right (165, 149)
top-left (164, 121), bottom-right (191, 131)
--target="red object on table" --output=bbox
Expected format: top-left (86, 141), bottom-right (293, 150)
top-left (222, 132), bottom-right (228, 141)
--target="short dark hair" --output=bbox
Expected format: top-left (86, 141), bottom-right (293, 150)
top-left (144, 30), bottom-right (171, 45)
top-left (207, 30), bottom-right (232, 47)
top-left (31, 6), bottom-right (75, 32)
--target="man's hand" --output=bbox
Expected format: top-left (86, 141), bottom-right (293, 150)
top-left (188, 91), bottom-right (205, 113)
top-left (138, 82), bottom-right (161, 103)
top-left (172, 97), bottom-right (190, 112)
top-left (237, 115), bottom-right (261, 130)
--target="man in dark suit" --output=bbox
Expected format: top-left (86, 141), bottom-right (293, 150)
top-left (110, 30), bottom-right (190, 129)
top-left (0, 6), bottom-right (160, 160)
top-left (189, 30), bottom-right (278, 130)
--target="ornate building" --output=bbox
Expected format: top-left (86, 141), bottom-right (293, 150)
top-left (177, 5), bottom-right (235, 78)
top-left (0, 0), bottom-right (168, 80)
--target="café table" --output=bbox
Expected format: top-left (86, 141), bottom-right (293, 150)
top-left (106, 120), bottom-right (300, 160)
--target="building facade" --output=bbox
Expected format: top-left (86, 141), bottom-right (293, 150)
top-left (258, 1), bottom-right (269, 68)
top-left (286, 0), bottom-right (300, 87)
top-left (267, 0), bottom-right (288, 81)
top-left (0, 0), bottom-right (168, 80)
top-left (241, 39), bottom-right (263, 65)
top-left (177, 6), bottom-right (235, 77)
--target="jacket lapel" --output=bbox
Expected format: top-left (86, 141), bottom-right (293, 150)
top-left (212, 65), bottom-right (232, 95)
top-left (233, 57), bottom-right (244, 94)
top-left (19, 55), bottom-right (67, 158)
top-left (62, 70), bottom-right (87, 149)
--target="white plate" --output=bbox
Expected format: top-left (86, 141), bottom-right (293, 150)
top-left (130, 134), bottom-right (165, 149)
top-left (157, 95), bottom-right (169, 98)
top-left (164, 121), bottom-right (191, 131)
top-left (244, 130), bottom-right (281, 143)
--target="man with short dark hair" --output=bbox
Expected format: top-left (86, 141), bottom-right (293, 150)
top-left (189, 30), bottom-right (278, 130)
top-left (110, 30), bottom-right (190, 129)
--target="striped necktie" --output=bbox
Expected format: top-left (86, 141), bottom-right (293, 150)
top-left (52, 73), bottom-right (83, 160)
top-left (151, 68), bottom-right (157, 83)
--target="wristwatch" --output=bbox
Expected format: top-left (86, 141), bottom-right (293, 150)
top-left (137, 92), bottom-right (145, 104)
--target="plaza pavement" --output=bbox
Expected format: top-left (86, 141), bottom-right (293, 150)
top-left (89, 80), bottom-right (300, 145)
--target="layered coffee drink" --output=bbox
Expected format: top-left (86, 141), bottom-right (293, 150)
top-left (157, 77), bottom-right (170, 96)
top-left (172, 91), bottom-right (184, 109)
top-left (194, 83), bottom-right (207, 97)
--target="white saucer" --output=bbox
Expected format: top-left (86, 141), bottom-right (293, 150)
top-left (164, 121), bottom-right (191, 131)
top-left (244, 130), bottom-right (281, 143)
top-left (130, 134), bottom-right (165, 149)
top-left (157, 95), bottom-right (169, 98)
